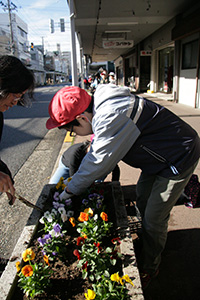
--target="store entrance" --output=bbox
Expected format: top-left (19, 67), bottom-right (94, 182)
top-left (158, 47), bottom-right (174, 93)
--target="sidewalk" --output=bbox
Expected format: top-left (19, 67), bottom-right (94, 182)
top-left (68, 93), bottom-right (200, 300)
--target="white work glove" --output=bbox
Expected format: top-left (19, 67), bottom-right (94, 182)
top-left (59, 187), bottom-right (74, 201)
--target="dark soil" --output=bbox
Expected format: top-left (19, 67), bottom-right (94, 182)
top-left (11, 183), bottom-right (121, 300)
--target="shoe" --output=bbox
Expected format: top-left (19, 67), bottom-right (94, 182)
top-left (139, 269), bottom-right (159, 290)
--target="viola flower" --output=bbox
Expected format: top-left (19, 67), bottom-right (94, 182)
top-left (44, 211), bottom-right (53, 222)
top-left (53, 192), bottom-right (60, 201)
top-left (43, 255), bottom-right (50, 266)
top-left (111, 237), bottom-right (121, 245)
top-left (56, 177), bottom-right (64, 190)
top-left (84, 289), bottom-right (96, 300)
top-left (96, 199), bottom-right (102, 209)
top-left (58, 207), bottom-right (66, 215)
top-left (16, 261), bottom-right (21, 272)
top-left (110, 272), bottom-right (121, 283)
top-left (61, 212), bottom-right (68, 222)
top-left (121, 274), bottom-right (134, 286)
top-left (78, 212), bottom-right (89, 222)
top-left (82, 198), bottom-right (89, 206)
top-left (84, 207), bottom-right (94, 217)
top-left (22, 248), bottom-right (35, 262)
top-left (65, 199), bottom-right (72, 206)
top-left (77, 236), bottom-right (86, 246)
top-left (21, 265), bottom-right (33, 277)
top-left (53, 201), bottom-right (64, 210)
top-left (73, 249), bottom-right (81, 260)
top-left (69, 217), bottom-right (76, 227)
top-left (100, 212), bottom-right (108, 221)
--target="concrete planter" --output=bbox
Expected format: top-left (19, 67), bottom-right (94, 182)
top-left (0, 182), bottom-right (144, 300)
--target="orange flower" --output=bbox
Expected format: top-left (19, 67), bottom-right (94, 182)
top-left (21, 265), bottom-right (33, 277)
top-left (43, 255), bottom-right (50, 266)
top-left (22, 248), bottom-right (35, 262)
top-left (100, 212), bottom-right (108, 221)
top-left (78, 212), bottom-right (89, 222)
top-left (69, 217), bottom-right (76, 227)
top-left (15, 261), bottom-right (21, 272)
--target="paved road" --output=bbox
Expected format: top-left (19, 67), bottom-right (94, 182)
top-left (0, 84), bottom-right (67, 259)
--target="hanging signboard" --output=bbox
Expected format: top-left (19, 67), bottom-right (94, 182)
top-left (103, 40), bottom-right (134, 49)
top-left (140, 50), bottom-right (152, 56)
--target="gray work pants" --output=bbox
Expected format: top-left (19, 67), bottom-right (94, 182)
top-left (136, 160), bottom-right (198, 274)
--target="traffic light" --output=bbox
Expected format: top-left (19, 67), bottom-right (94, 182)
top-left (30, 42), bottom-right (34, 50)
top-left (50, 19), bottom-right (54, 34)
top-left (60, 18), bottom-right (65, 32)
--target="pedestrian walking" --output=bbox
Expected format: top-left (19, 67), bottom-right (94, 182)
top-left (46, 84), bottom-right (200, 289)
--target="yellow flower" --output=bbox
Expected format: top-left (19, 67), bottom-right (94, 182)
top-left (84, 289), bottom-right (96, 299)
top-left (122, 274), bottom-right (134, 286)
top-left (61, 183), bottom-right (66, 190)
top-left (21, 265), bottom-right (33, 277)
top-left (43, 255), bottom-right (50, 266)
top-left (56, 177), bottom-right (64, 189)
top-left (110, 272), bottom-right (121, 283)
top-left (15, 261), bottom-right (21, 272)
top-left (84, 207), bottom-right (93, 217)
top-left (22, 248), bottom-right (35, 262)
top-left (66, 177), bottom-right (72, 182)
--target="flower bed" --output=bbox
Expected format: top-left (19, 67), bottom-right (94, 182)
top-left (7, 179), bottom-right (143, 300)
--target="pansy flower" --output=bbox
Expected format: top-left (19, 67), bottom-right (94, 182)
top-left (100, 212), bottom-right (108, 221)
top-left (78, 212), bottom-right (89, 222)
top-left (21, 265), bottom-right (33, 277)
top-left (22, 248), bottom-right (35, 262)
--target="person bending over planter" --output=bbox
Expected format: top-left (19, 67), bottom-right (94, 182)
top-left (0, 55), bottom-right (35, 202)
top-left (46, 84), bottom-right (200, 290)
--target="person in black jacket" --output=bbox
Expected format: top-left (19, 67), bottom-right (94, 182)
top-left (49, 140), bottom-right (120, 184)
top-left (0, 55), bottom-right (34, 201)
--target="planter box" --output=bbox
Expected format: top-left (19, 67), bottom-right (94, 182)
top-left (0, 182), bottom-right (144, 300)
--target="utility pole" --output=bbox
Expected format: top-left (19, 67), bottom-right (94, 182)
top-left (68, 0), bottom-right (78, 86)
top-left (0, 0), bottom-right (17, 55)
top-left (7, 0), bottom-right (14, 54)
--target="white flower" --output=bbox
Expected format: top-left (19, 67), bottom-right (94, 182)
top-left (58, 207), bottom-right (66, 215)
top-left (61, 213), bottom-right (68, 223)
top-left (51, 208), bottom-right (58, 216)
top-left (44, 211), bottom-right (53, 222)
top-left (39, 216), bottom-right (45, 224)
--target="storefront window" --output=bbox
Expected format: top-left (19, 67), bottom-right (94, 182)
top-left (158, 47), bottom-right (174, 93)
top-left (182, 40), bottom-right (198, 69)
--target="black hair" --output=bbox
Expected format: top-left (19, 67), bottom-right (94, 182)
top-left (58, 95), bottom-right (94, 130)
top-left (0, 55), bottom-right (35, 104)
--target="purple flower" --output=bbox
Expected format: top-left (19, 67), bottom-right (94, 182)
top-left (53, 201), bottom-right (65, 209)
top-left (53, 192), bottom-right (60, 201)
top-left (65, 199), bottom-right (72, 206)
top-left (44, 233), bottom-right (52, 243)
top-left (53, 223), bottom-right (61, 234)
top-left (82, 198), bottom-right (89, 205)
top-left (38, 237), bottom-right (46, 246)
top-left (52, 251), bottom-right (58, 256)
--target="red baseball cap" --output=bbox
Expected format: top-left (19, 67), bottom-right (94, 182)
top-left (46, 86), bottom-right (92, 130)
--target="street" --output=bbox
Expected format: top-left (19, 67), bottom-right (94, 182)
top-left (0, 84), bottom-right (67, 259)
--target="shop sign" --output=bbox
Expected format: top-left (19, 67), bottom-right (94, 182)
top-left (140, 50), bottom-right (152, 56)
top-left (103, 40), bottom-right (134, 49)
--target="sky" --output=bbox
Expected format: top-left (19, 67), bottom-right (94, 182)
top-left (0, 0), bottom-right (73, 53)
